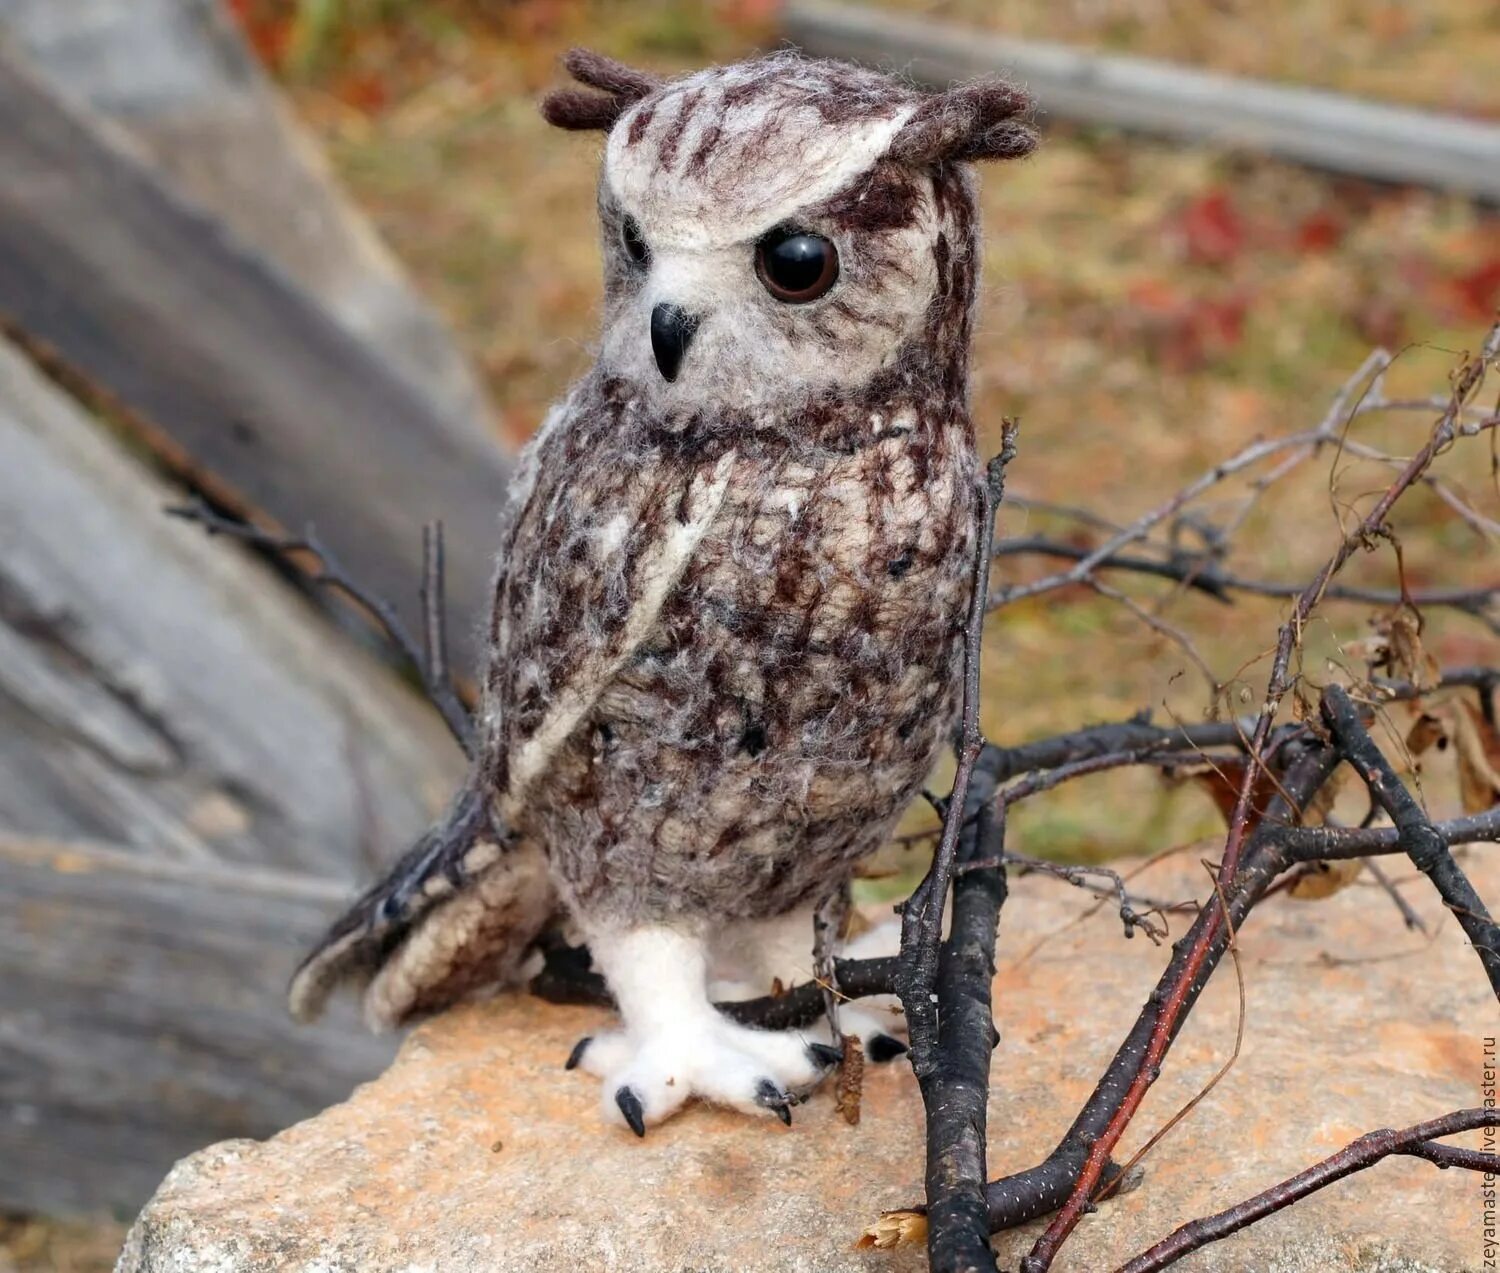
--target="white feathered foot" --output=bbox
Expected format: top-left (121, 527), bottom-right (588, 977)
top-left (568, 924), bottom-right (839, 1134)
top-left (566, 910), bottom-right (908, 1134)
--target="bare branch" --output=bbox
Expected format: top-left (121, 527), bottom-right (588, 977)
top-left (900, 431), bottom-right (1016, 1273)
top-left (993, 535), bottom-right (1499, 631)
top-left (990, 348), bottom-right (1393, 614)
top-left (1321, 683), bottom-right (1500, 997)
top-left (1112, 1109), bottom-right (1499, 1273)
top-left (1022, 321), bottom-right (1500, 1273)
top-left (168, 499), bottom-right (476, 756)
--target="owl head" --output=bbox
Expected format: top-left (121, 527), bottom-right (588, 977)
top-left (542, 49), bottom-right (1034, 425)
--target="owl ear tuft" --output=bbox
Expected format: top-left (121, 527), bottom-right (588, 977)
top-left (887, 78), bottom-right (1037, 166)
top-left (540, 48), bottom-right (662, 132)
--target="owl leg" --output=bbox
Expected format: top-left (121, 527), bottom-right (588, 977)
top-left (567, 922), bottom-right (840, 1134)
top-left (712, 907), bottom-right (909, 1062)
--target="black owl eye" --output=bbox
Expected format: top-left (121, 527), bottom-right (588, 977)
top-left (621, 214), bottom-right (650, 267)
top-left (755, 228), bottom-right (839, 303)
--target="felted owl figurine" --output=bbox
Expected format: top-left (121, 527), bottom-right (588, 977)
top-left (290, 48), bottom-right (1035, 1134)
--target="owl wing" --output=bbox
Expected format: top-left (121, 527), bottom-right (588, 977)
top-left (289, 436), bottom-right (738, 1026)
top-left (488, 442), bottom-right (739, 814)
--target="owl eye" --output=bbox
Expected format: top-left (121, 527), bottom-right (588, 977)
top-left (621, 214), bottom-right (650, 267)
top-left (755, 228), bottom-right (839, 303)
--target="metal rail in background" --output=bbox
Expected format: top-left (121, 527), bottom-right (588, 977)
top-left (785, 1), bottom-right (1500, 202)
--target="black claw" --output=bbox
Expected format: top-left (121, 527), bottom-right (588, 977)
top-left (615, 1086), bottom-right (647, 1138)
top-left (807, 1041), bottom-right (843, 1068)
top-left (564, 1036), bottom-right (592, 1071)
top-left (755, 1078), bottom-right (793, 1125)
top-left (869, 1033), bottom-right (910, 1063)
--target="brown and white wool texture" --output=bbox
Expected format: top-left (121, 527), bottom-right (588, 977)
top-left (290, 49), bottom-right (1035, 1028)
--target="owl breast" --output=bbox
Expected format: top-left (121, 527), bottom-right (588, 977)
top-left (511, 393), bottom-right (978, 923)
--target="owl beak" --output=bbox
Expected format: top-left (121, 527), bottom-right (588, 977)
top-left (650, 302), bottom-right (700, 383)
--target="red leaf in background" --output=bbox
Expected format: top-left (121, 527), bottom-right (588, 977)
top-left (225, 0), bottom-right (291, 69)
top-left (332, 71), bottom-right (390, 114)
top-left (1123, 280), bottom-right (1247, 371)
top-left (1175, 190), bottom-right (1245, 266)
top-left (1188, 295), bottom-right (1247, 348)
top-left (1126, 276), bottom-right (1182, 314)
top-left (1453, 257), bottom-right (1500, 321)
top-left (1295, 209), bottom-right (1344, 253)
top-left (1161, 294), bottom-right (1246, 372)
top-left (1350, 295), bottom-right (1407, 349)
top-left (719, 0), bottom-right (783, 24)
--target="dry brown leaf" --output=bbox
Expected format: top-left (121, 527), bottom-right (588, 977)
top-left (1384, 605), bottom-right (1432, 689)
top-left (1186, 755), bottom-right (1282, 833)
top-left (1404, 711), bottom-right (1448, 759)
top-left (1342, 633), bottom-right (1389, 667)
top-left (1287, 857), bottom-right (1364, 900)
top-left (1300, 762), bottom-right (1348, 829)
top-left (843, 908), bottom-right (873, 942)
top-left (855, 1210), bottom-right (927, 1251)
top-left (1348, 604), bottom-right (1439, 689)
top-left (1452, 700), bottom-right (1500, 814)
top-left (835, 1033), bottom-right (865, 1126)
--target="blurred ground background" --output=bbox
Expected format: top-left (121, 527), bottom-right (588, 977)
top-left (6, 2), bottom-right (1497, 1266)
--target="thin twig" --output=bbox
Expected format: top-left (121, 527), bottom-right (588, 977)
top-left (1363, 856), bottom-right (1428, 934)
top-left (990, 349), bottom-right (1392, 615)
top-left (1097, 865), bottom-right (1247, 1202)
top-left (961, 850), bottom-right (1169, 943)
top-left (993, 535), bottom-right (1498, 630)
top-left (420, 521), bottom-right (451, 698)
top-left (990, 743), bottom-right (1341, 1240)
top-left (168, 499), bottom-right (475, 755)
top-left (1112, 1109), bottom-right (1500, 1273)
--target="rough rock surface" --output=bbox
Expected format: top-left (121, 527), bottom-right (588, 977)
top-left (119, 850), bottom-right (1498, 1272)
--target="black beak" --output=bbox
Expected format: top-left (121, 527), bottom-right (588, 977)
top-left (650, 302), bottom-right (700, 383)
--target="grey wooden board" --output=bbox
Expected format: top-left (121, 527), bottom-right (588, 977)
top-left (0, 835), bottom-right (397, 1216)
top-left (0, 47), bottom-right (510, 675)
top-left (785, 1), bottom-right (1500, 202)
top-left (0, 0), bottom-right (498, 438)
top-left (0, 334), bottom-right (463, 880)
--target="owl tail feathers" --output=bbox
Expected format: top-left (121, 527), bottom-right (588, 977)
top-left (288, 784), bottom-right (558, 1031)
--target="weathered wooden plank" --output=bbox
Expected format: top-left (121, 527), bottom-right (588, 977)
top-left (0, 835), bottom-right (397, 1216)
top-left (0, 333), bottom-right (463, 877)
top-left (0, 0), bottom-right (497, 438)
top-left (0, 47), bottom-right (510, 675)
top-left (785, 1), bottom-right (1500, 202)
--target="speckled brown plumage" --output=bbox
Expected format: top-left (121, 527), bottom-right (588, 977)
top-left (290, 50), bottom-right (1035, 1070)
top-left (483, 173), bottom-right (981, 923)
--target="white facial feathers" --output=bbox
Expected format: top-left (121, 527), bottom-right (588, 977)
top-left (605, 65), bottom-right (918, 251)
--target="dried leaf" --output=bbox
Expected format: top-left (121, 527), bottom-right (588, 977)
top-left (1404, 711), bottom-right (1448, 759)
top-left (1287, 857), bottom-right (1364, 900)
top-left (1186, 756), bottom-right (1281, 833)
top-left (1453, 701), bottom-right (1500, 814)
top-left (1175, 191), bottom-right (1245, 266)
top-left (835, 1034), bottom-right (865, 1126)
top-left (1302, 763), bottom-right (1347, 827)
top-left (1384, 606), bottom-right (1432, 689)
top-left (856, 1210), bottom-right (927, 1251)
top-left (1342, 633), bottom-right (1389, 668)
top-left (1357, 604), bottom-right (1440, 690)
